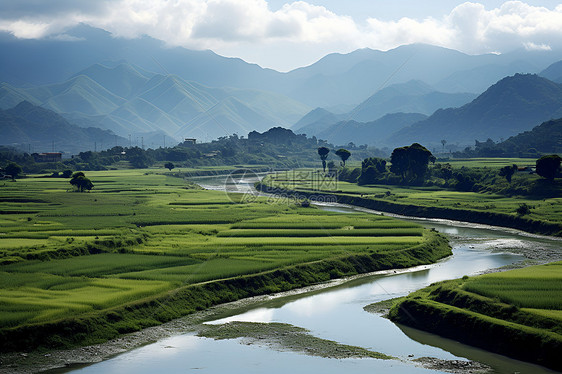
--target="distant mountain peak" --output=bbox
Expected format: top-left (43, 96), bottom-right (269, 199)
top-left (389, 73), bottom-right (562, 146)
top-left (12, 100), bottom-right (36, 111)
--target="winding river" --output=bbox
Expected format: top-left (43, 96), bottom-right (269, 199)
top-left (66, 174), bottom-right (561, 374)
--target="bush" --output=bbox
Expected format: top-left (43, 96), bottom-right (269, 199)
top-left (516, 203), bottom-right (532, 216)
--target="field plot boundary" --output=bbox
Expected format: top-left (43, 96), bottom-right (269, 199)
top-left (258, 183), bottom-right (562, 237)
top-left (0, 231), bottom-right (450, 351)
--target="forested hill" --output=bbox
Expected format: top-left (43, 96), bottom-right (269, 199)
top-left (0, 101), bottom-right (126, 154)
top-left (458, 117), bottom-right (562, 157)
top-left (389, 74), bottom-right (562, 147)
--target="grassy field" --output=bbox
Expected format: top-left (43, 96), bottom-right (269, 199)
top-left (438, 157), bottom-right (536, 168)
top-left (388, 261), bottom-right (562, 370)
top-left (462, 262), bottom-right (562, 312)
top-left (263, 166), bottom-right (562, 230)
top-left (0, 169), bottom-right (448, 348)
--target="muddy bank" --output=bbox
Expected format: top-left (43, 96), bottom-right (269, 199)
top-left (413, 357), bottom-right (491, 374)
top-left (198, 321), bottom-right (393, 359)
top-left (0, 230), bottom-right (450, 354)
top-left (0, 263), bottom-right (443, 374)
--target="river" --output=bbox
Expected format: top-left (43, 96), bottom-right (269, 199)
top-left (65, 173), bottom-right (561, 374)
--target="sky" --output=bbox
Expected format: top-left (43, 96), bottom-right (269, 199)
top-left (0, 0), bottom-right (561, 72)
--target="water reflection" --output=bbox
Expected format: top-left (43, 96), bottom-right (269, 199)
top-left (405, 269), bottom-right (430, 280)
top-left (67, 177), bottom-right (562, 374)
top-left (206, 307), bottom-right (275, 325)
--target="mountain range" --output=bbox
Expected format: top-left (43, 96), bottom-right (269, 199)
top-left (389, 74), bottom-right (562, 147)
top-left (1, 24), bottom-right (562, 152)
top-left (2, 25), bottom-right (562, 109)
top-left (292, 72), bottom-right (562, 149)
top-left (0, 63), bottom-right (310, 144)
top-left (293, 80), bottom-right (477, 140)
top-left (499, 118), bottom-right (562, 154)
top-left (0, 101), bottom-right (126, 154)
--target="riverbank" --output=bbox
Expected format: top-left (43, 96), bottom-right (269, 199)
top-left (0, 168), bottom-right (456, 357)
top-left (257, 182), bottom-right (562, 237)
top-left (0, 230), bottom-right (451, 353)
top-left (0, 255), bottom-right (457, 374)
top-left (387, 262), bottom-right (562, 371)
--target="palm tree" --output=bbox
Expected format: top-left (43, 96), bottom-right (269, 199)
top-left (317, 147), bottom-right (330, 172)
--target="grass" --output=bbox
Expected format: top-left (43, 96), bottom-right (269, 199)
top-left (0, 271), bottom-right (170, 327)
top-left (263, 166), bottom-right (562, 233)
top-left (0, 168), bottom-right (446, 347)
top-left (388, 261), bottom-right (562, 370)
top-left (440, 158), bottom-right (536, 168)
top-left (462, 262), bottom-right (562, 310)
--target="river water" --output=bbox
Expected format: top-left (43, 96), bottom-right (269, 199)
top-left (67, 173), bottom-right (561, 374)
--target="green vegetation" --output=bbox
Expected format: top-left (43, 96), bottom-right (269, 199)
top-left (536, 154), bottom-right (562, 181)
top-left (317, 146), bottom-right (330, 172)
top-left (0, 127), bottom-right (374, 176)
top-left (0, 169), bottom-right (450, 351)
top-left (455, 118), bottom-right (562, 158)
top-left (262, 160), bottom-right (562, 236)
top-left (388, 262), bottom-right (562, 370)
top-left (389, 143), bottom-right (435, 184)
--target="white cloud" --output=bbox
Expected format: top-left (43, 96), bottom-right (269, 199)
top-left (524, 41), bottom-right (552, 50)
top-left (0, 0), bottom-right (561, 70)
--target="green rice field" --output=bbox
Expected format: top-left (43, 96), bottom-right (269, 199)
top-left (0, 169), bottom-right (436, 334)
top-left (389, 261), bottom-right (562, 370)
top-left (263, 168), bottom-right (562, 226)
top-left (462, 261), bottom-right (562, 312)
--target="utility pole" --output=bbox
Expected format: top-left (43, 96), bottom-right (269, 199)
top-left (141, 137), bottom-right (144, 150)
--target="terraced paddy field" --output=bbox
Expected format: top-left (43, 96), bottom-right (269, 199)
top-left (388, 261), bottom-right (562, 371)
top-left (0, 169), bottom-right (450, 350)
top-left (262, 169), bottom-right (562, 235)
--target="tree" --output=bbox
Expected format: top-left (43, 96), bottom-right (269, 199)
top-left (499, 164), bottom-right (518, 183)
top-left (70, 172), bottom-right (94, 192)
top-left (4, 163), bottom-right (22, 179)
top-left (327, 160), bottom-right (337, 176)
top-left (357, 157), bottom-right (387, 185)
top-left (317, 147), bottom-right (330, 172)
top-left (441, 139), bottom-right (447, 152)
top-left (335, 148), bottom-right (351, 166)
top-left (164, 162), bottom-right (175, 171)
top-left (61, 169), bottom-right (73, 178)
top-left (390, 143), bottom-right (434, 183)
top-left (536, 155), bottom-right (561, 181)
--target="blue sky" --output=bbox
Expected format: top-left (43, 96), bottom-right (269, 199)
top-left (0, 0), bottom-right (561, 71)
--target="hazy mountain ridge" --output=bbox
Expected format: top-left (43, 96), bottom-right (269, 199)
top-left (389, 74), bottom-right (562, 147)
top-left (1, 25), bottom-right (562, 148)
top-left (1, 25), bottom-right (562, 110)
top-left (0, 62), bottom-right (311, 143)
top-left (540, 60), bottom-right (562, 84)
top-left (347, 80), bottom-right (476, 122)
top-left (0, 101), bottom-right (126, 153)
top-left (499, 118), bottom-right (562, 153)
top-left (316, 113), bottom-right (428, 147)
top-left (292, 80), bottom-right (476, 144)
